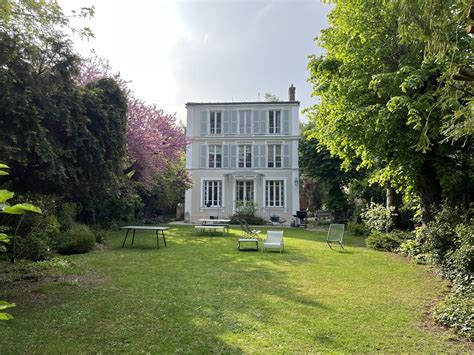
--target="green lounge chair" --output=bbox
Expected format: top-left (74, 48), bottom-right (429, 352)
top-left (327, 224), bottom-right (344, 251)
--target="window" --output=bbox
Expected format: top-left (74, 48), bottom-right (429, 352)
top-left (208, 145), bottom-right (222, 168)
top-left (268, 110), bottom-right (281, 134)
top-left (265, 180), bottom-right (284, 207)
top-left (238, 144), bottom-right (252, 168)
top-left (210, 111), bottom-right (222, 134)
top-left (203, 180), bottom-right (222, 207)
top-left (267, 144), bottom-right (282, 168)
top-left (239, 110), bottom-right (252, 134)
top-left (235, 180), bottom-right (254, 208)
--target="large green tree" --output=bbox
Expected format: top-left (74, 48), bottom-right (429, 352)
top-left (0, 1), bottom-right (128, 220)
top-left (306, 0), bottom-right (473, 224)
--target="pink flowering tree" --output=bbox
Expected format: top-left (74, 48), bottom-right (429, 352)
top-left (75, 54), bottom-right (191, 188)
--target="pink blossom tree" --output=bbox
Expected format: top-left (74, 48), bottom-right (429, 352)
top-left (75, 54), bottom-right (190, 187)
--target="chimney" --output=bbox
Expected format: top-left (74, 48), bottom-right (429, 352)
top-left (288, 84), bottom-right (296, 101)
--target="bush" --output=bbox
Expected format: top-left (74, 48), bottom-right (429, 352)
top-left (399, 239), bottom-right (427, 264)
top-left (229, 203), bottom-right (267, 225)
top-left (433, 291), bottom-right (474, 340)
top-left (56, 202), bottom-right (80, 231)
top-left (347, 221), bottom-right (370, 236)
top-left (15, 215), bottom-right (60, 261)
top-left (361, 202), bottom-right (394, 232)
top-left (57, 223), bottom-right (95, 254)
top-left (92, 228), bottom-right (109, 244)
top-left (366, 230), bottom-right (413, 252)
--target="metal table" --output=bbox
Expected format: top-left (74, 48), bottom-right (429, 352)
top-left (197, 219), bottom-right (231, 233)
top-left (121, 226), bottom-right (169, 249)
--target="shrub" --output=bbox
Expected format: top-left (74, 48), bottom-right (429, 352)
top-left (15, 215), bottom-right (60, 261)
top-left (347, 221), bottom-right (370, 236)
top-left (399, 239), bottom-right (427, 264)
top-left (56, 202), bottom-right (80, 231)
top-left (230, 203), bottom-right (267, 225)
top-left (433, 291), bottom-right (474, 340)
top-left (366, 230), bottom-right (413, 252)
top-left (57, 223), bottom-right (95, 254)
top-left (361, 203), bottom-right (394, 232)
top-left (92, 228), bottom-right (109, 244)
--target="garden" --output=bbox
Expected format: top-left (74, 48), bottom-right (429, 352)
top-left (1, 225), bottom-right (472, 353)
top-left (0, 1), bottom-right (472, 352)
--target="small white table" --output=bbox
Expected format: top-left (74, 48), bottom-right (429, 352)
top-left (121, 226), bottom-right (169, 249)
top-left (238, 238), bottom-right (259, 251)
top-left (197, 219), bottom-right (231, 234)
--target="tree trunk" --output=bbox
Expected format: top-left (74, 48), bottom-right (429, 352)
top-left (419, 159), bottom-right (442, 226)
top-left (385, 182), bottom-right (401, 231)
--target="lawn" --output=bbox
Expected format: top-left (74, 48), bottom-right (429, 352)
top-left (0, 225), bottom-right (470, 353)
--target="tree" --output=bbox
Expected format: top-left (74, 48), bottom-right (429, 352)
top-left (76, 54), bottom-right (189, 187)
top-left (0, 1), bottom-right (129, 219)
top-left (306, 0), bottom-right (472, 224)
top-left (264, 92), bottom-right (280, 102)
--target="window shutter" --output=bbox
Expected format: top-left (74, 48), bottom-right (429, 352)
top-left (282, 109), bottom-right (290, 134)
top-left (282, 143), bottom-right (290, 168)
top-left (259, 144), bottom-right (266, 168)
top-left (253, 110), bottom-right (260, 134)
top-left (200, 145), bottom-right (207, 168)
top-left (200, 111), bottom-right (208, 136)
top-left (223, 111), bottom-right (230, 134)
top-left (252, 145), bottom-right (260, 168)
top-left (230, 145), bottom-right (237, 168)
top-left (230, 111), bottom-right (238, 134)
top-left (223, 145), bottom-right (230, 168)
top-left (260, 111), bottom-right (267, 134)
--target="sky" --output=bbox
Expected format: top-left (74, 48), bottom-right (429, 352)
top-left (59, 0), bottom-right (332, 124)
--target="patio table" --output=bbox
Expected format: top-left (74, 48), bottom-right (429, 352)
top-left (121, 226), bottom-right (169, 249)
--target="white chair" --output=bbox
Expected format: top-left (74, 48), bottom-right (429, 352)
top-left (262, 230), bottom-right (284, 253)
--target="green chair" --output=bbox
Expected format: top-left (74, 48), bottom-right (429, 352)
top-left (326, 224), bottom-right (344, 251)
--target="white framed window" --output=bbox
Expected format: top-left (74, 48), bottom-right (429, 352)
top-left (203, 180), bottom-right (223, 207)
top-left (268, 110), bottom-right (281, 134)
top-left (267, 144), bottom-right (282, 168)
top-left (210, 111), bottom-right (222, 134)
top-left (208, 145), bottom-right (222, 168)
top-left (238, 144), bottom-right (252, 168)
top-left (239, 110), bottom-right (252, 134)
top-left (265, 180), bottom-right (285, 207)
top-left (235, 180), bottom-right (254, 208)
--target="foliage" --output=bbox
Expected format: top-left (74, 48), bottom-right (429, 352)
top-left (230, 203), bottom-right (267, 225)
top-left (346, 221), bottom-right (370, 237)
top-left (433, 291), bottom-right (474, 340)
top-left (299, 123), bottom-right (362, 212)
top-left (366, 230), bottom-right (413, 252)
top-left (306, 0), bottom-right (473, 224)
top-left (57, 223), bottom-right (95, 255)
top-left (76, 54), bottom-right (189, 187)
top-left (361, 203), bottom-right (394, 232)
top-left (0, 163), bottom-right (41, 320)
top-left (263, 92), bottom-right (280, 102)
top-left (0, 2), bottom-right (129, 225)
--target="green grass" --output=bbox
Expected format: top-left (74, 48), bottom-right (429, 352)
top-left (0, 225), bottom-right (470, 353)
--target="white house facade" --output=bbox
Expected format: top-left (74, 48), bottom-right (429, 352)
top-left (184, 86), bottom-right (300, 223)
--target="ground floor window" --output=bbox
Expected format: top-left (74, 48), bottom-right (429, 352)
top-left (235, 180), bottom-right (254, 209)
top-left (203, 180), bottom-right (222, 207)
top-left (265, 180), bottom-right (284, 207)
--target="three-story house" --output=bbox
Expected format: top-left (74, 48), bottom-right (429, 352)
top-left (184, 85), bottom-right (300, 223)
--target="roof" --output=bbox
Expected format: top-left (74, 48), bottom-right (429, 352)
top-left (186, 101), bottom-right (300, 107)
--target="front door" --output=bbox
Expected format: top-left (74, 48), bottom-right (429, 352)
top-left (235, 180), bottom-right (254, 211)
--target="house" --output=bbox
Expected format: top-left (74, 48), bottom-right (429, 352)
top-left (184, 85), bottom-right (300, 224)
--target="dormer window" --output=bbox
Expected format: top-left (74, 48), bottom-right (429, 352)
top-left (209, 111), bottom-right (222, 134)
top-left (268, 110), bottom-right (281, 134)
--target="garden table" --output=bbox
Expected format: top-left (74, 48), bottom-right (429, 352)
top-left (197, 219), bottom-right (231, 233)
top-left (121, 226), bottom-right (169, 249)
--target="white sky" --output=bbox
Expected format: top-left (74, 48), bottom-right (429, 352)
top-left (59, 0), bottom-right (331, 124)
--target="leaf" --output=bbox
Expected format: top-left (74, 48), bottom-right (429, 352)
top-left (0, 190), bottom-right (14, 203)
top-left (0, 171), bottom-right (9, 176)
top-left (0, 233), bottom-right (10, 244)
top-left (3, 203), bottom-right (42, 215)
top-left (0, 313), bottom-right (13, 320)
top-left (0, 301), bottom-right (16, 310)
top-left (0, 163), bottom-right (9, 168)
